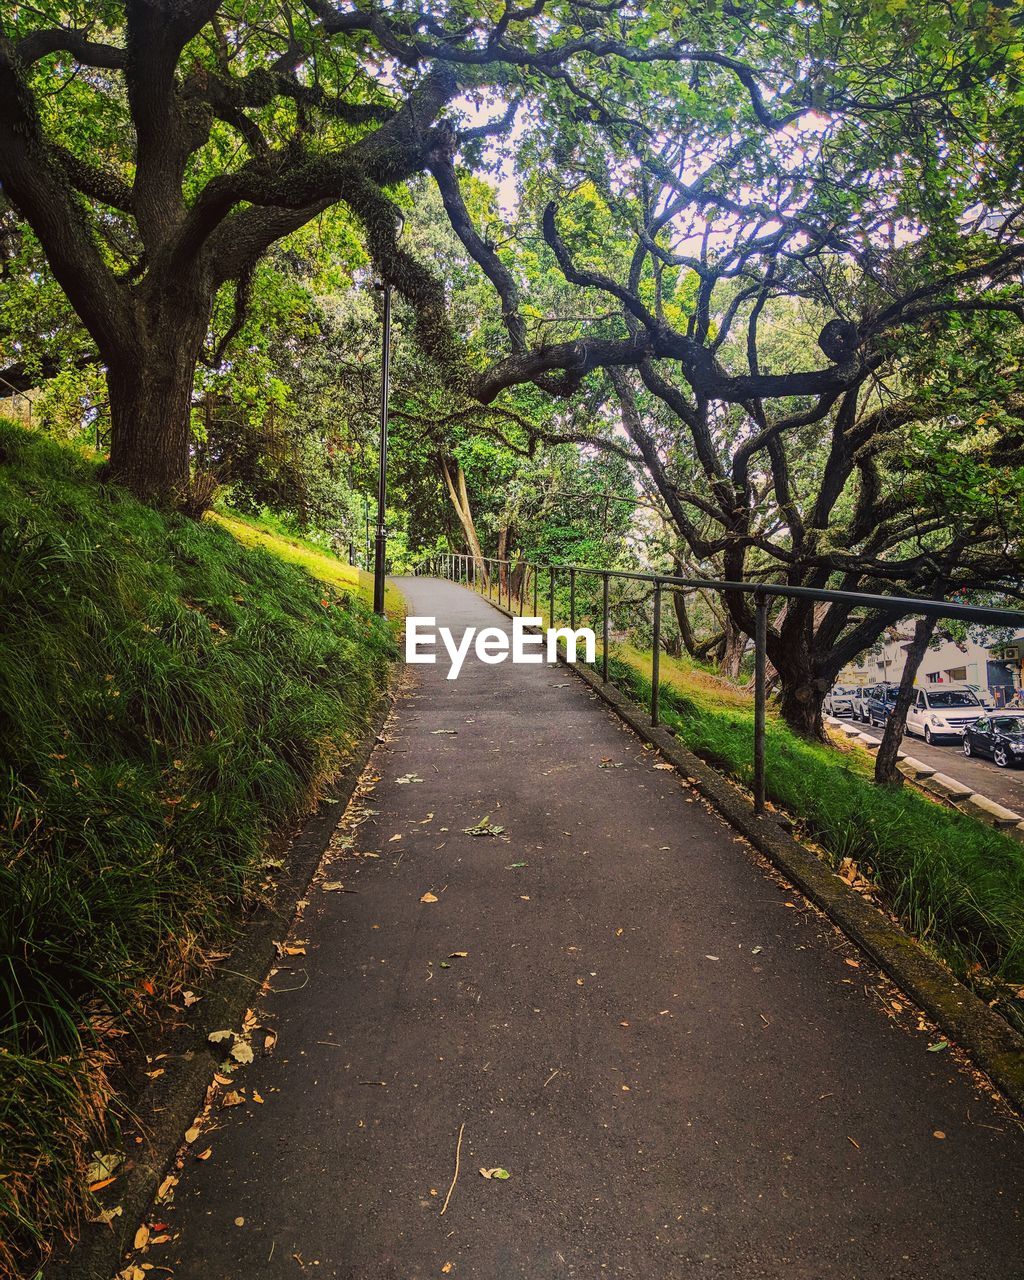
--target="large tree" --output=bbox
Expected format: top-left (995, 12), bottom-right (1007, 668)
top-left (437, 1), bottom-right (1024, 736)
top-left (0, 0), bottom-right (810, 501)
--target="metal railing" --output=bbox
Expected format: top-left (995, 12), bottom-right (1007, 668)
top-left (416, 551), bottom-right (1024, 816)
top-left (0, 374), bottom-right (32, 424)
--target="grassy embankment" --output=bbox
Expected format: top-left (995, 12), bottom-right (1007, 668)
top-left (0, 422), bottom-right (397, 1273)
top-left (603, 643), bottom-right (1024, 1026)
top-left (209, 509), bottom-right (406, 617)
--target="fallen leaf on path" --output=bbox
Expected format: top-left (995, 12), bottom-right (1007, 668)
top-left (420, 892), bottom-right (439, 904)
top-left (133, 1225), bottom-right (149, 1250)
top-left (396, 774), bottom-right (424, 784)
top-left (88, 1203), bottom-right (122, 1226)
top-left (263, 1028), bottom-right (279, 1055)
top-left (479, 1167), bottom-right (510, 1180)
top-left (184, 1124), bottom-right (202, 1144)
top-left (182, 990), bottom-right (199, 1007)
top-left (704, 955), bottom-right (720, 961)
top-left (463, 816), bottom-right (505, 837)
top-left (844, 958), bottom-right (860, 969)
top-left (275, 941), bottom-right (307, 957)
top-left (234, 1216), bottom-right (245, 1227)
top-left (431, 729), bottom-right (458, 736)
top-left (323, 881), bottom-right (346, 892)
top-left (208, 1029), bottom-right (232, 1046)
top-left (156, 1175), bottom-right (177, 1201)
top-left (220, 1090), bottom-right (245, 1108)
top-left (196, 1148), bottom-right (212, 1161)
top-left (86, 1152), bottom-right (123, 1186)
top-left (252, 1091), bottom-right (264, 1104)
top-left (933, 1130), bottom-right (946, 1139)
top-left (505, 862), bottom-right (528, 869)
top-left (214, 1072), bottom-right (234, 1086)
top-left (449, 951), bottom-right (468, 958)
top-left (230, 1041), bottom-right (254, 1064)
top-left (927, 1040), bottom-right (950, 1053)
top-left (442, 1264), bottom-right (454, 1274)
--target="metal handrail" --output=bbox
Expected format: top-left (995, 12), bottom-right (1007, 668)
top-left (426, 550), bottom-right (1024, 817)
top-left (0, 373), bottom-right (32, 423)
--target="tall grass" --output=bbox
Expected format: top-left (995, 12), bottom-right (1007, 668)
top-left (0, 422), bottom-right (395, 1271)
top-left (601, 652), bottom-right (1024, 1018)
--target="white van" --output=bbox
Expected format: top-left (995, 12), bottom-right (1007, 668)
top-left (905, 684), bottom-right (983, 745)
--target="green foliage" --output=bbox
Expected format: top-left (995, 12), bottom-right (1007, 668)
top-left (0, 421), bottom-right (394, 1269)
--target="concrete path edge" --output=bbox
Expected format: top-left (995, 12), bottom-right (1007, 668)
top-left (568, 657), bottom-right (1024, 1113)
top-left (44, 678), bottom-right (400, 1280)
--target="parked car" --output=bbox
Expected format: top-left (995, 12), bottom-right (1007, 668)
top-left (965, 683), bottom-right (996, 709)
top-left (824, 685), bottom-right (857, 717)
top-left (850, 685), bottom-right (875, 722)
top-left (962, 713), bottom-right (1024, 768)
top-left (864, 684), bottom-right (900, 727)
top-left (905, 685), bottom-right (984, 744)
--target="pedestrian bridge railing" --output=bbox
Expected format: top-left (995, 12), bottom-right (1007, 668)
top-left (414, 551), bottom-right (1024, 817)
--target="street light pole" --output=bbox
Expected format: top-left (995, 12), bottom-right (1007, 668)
top-left (372, 279), bottom-right (393, 615)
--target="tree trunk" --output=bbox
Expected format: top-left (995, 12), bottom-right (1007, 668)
top-left (718, 615), bottom-right (747, 680)
top-left (874, 617), bottom-right (937, 786)
top-left (496, 525), bottom-right (510, 595)
top-left (510, 557), bottom-right (527, 605)
top-left (671, 588), bottom-right (700, 659)
top-left (777, 678), bottom-right (826, 739)
top-left (440, 457), bottom-right (488, 586)
top-left (103, 310), bottom-right (207, 503)
top-left (773, 631), bottom-right (827, 739)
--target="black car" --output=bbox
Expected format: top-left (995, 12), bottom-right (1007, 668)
top-left (962, 714), bottom-right (1024, 768)
top-left (863, 684), bottom-right (899, 727)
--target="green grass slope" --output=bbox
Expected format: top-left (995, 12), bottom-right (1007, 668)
top-left (209, 509), bottom-right (406, 617)
top-left (0, 422), bottom-right (395, 1272)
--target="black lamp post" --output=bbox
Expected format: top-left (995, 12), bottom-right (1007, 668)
top-left (372, 277), bottom-right (391, 614)
top-left (372, 215), bottom-right (403, 615)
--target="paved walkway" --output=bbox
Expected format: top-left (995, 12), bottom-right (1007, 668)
top-left (157, 579), bottom-right (1023, 1279)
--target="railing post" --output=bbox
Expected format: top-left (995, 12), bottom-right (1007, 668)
top-left (569, 568), bottom-right (576, 631)
top-left (602, 572), bottom-right (610, 682)
top-left (753, 589), bottom-right (768, 816)
top-left (548, 566), bottom-right (555, 626)
top-left (651, 581), bottom-right (662, 726)
top-left (533, 565), bottom-right (538, 619)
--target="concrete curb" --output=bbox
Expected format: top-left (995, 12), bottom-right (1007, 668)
top-left (573, 663), bottom-right (1024, 1113)
top-left (475, 597), bottom-right (1024, 1112)
top-left (45, 679), bottom-right (398, 1280)
top-left (823, 714), bottom-right (1024, 842)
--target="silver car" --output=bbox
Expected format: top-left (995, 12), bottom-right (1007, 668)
top-left (824, 685), bottom-right (856, 717)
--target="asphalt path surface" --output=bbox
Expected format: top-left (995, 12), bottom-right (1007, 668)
top-left (144, 579), bottom-right (1024, 1280)
top-left (843, 717), bottom-right (1024, 812)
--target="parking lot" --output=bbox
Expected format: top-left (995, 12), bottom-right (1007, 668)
top-left (844, 717), bottom-right (1024, 813)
